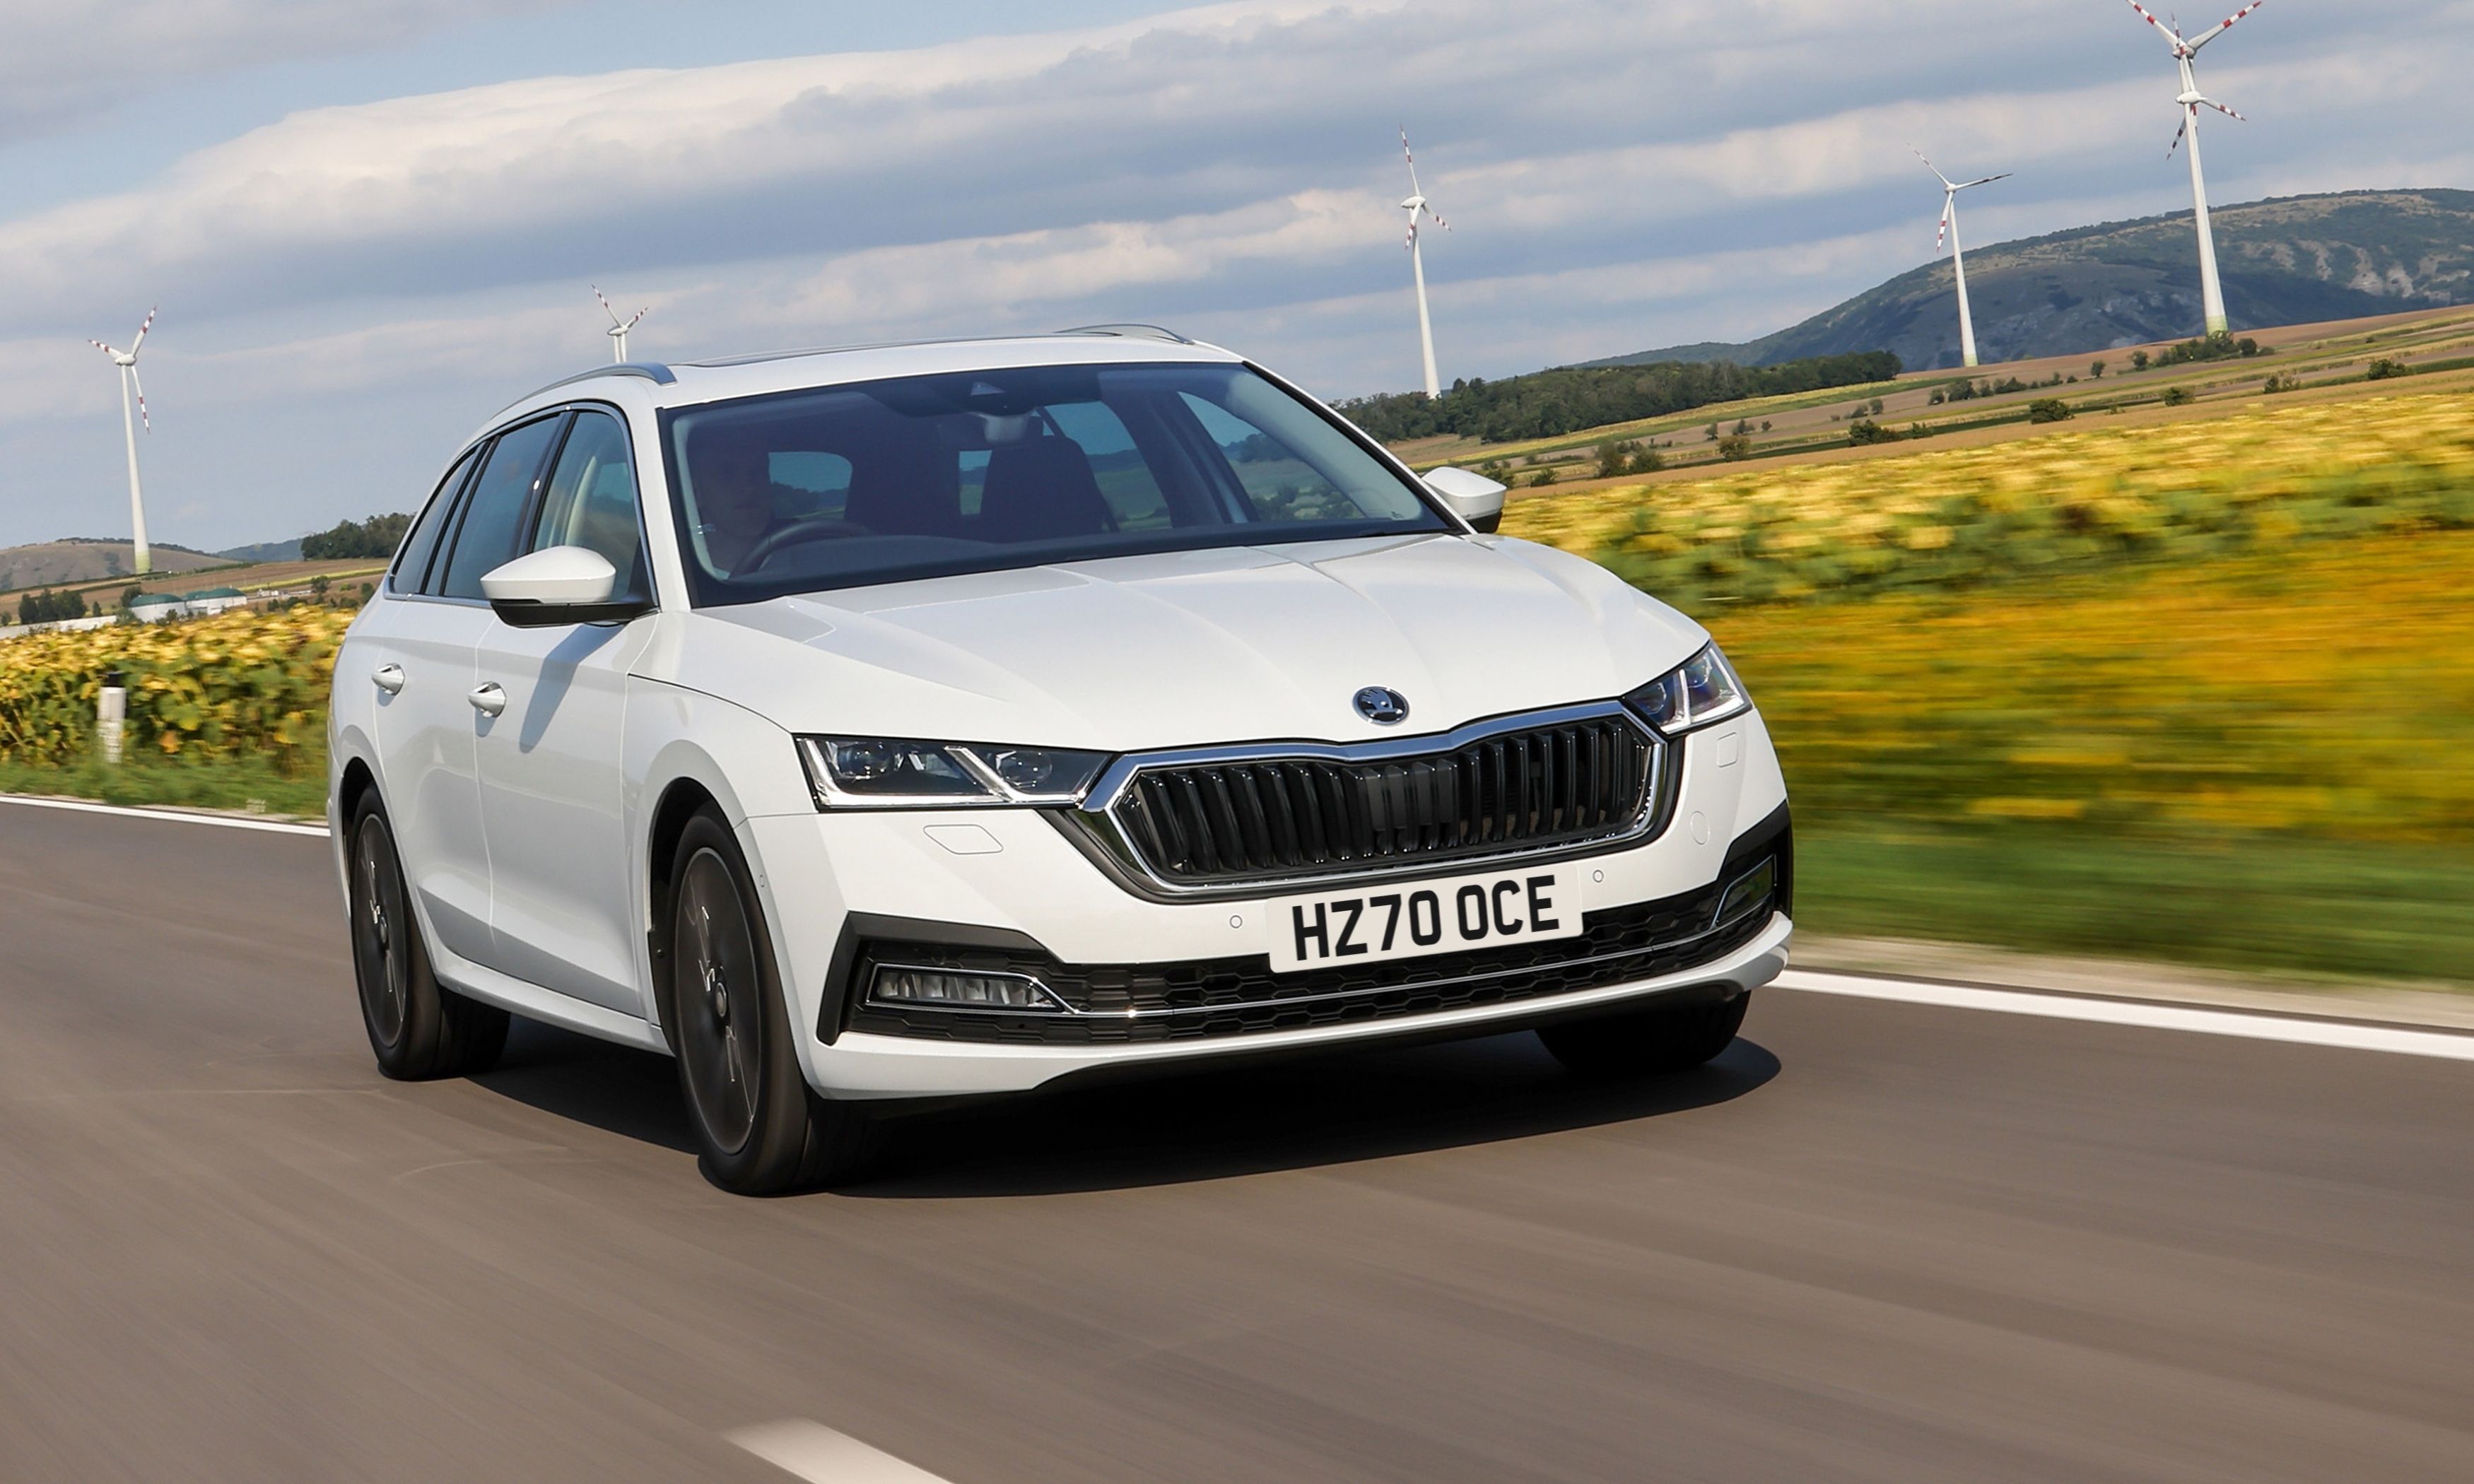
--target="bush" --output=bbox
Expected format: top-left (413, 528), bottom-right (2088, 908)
top-left (2131, 351), bottom-right (2152, 371)
top-left (1716, 435), bottom-right (1755, 461)
top-left (2367, 358), bottom-right (2411, 381)
top-left (2161, 386), bottom-right (2195, 407)
top-left (1846, 418), bottom-right (1901, 446)
top-left (14, 589), bottom-right (88, 625)
top-left (2027, 399), bottom-right (2074, 424)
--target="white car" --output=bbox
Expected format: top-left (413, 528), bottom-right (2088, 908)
top-left (329, 329), bottom-right (1792, 1193)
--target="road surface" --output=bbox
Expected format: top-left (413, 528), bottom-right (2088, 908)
top-left (1, 800), bottom-right (2467, 1483)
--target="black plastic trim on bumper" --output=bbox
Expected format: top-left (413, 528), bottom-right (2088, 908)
top-left (820, 805), bottom-right (1791, 1048)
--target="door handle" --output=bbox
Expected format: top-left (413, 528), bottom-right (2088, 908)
top-left (372, 664), bottom-right (406, 695)
top-left (467, 682), bottom-right (508, 718)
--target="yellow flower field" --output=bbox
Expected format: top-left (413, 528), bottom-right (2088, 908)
top-left (0, 606), bottom-right (351, 770)
top-left (1709, 529), bottom-right (2474, 845)
top-left (1506, 391), bottom-right (2474, 607)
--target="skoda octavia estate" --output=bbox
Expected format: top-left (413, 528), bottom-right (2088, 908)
top-left (329, 328), bottom-right (1792, 1192)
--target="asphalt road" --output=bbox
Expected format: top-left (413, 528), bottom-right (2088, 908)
top-left (2, 801), bottom-right (2468, 1484)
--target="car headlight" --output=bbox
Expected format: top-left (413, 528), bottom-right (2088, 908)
top-left (1622, 644), bottom-right (1752, 736)
top-left (795, 737), bottom-right (1112, 809)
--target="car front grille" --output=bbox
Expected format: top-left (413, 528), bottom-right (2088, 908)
top-left (1094, 710), bottom-right (1663, 893)
top-left (836, 818), bottom-right (1790, 1048)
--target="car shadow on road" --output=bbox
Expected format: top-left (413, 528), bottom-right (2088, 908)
top-left (471, 1018), bottom-right (698, 1155)
top-left (855, 1031), bottom-right (1781, 1199)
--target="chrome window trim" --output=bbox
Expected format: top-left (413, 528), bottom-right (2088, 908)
top-left (1067, 700), bottom-right (1670, 900)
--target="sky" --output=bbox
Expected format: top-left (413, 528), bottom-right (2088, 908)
top-left (2, 0), bottom-right (2468, 551)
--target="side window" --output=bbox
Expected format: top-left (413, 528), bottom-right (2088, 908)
top-left (437, 415), bottom-right (564, 601)
top-left (389, 447), bottom-right (478, 594)
top-left (529, 411), bottom-right (650, 600)
top-left (1045, 402), bottom-right (1170, 530)
top-left (1177, 393), bottom-right (1359, 524)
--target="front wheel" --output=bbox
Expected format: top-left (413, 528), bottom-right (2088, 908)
top-left (1537, 993), bottom-right (1750, 1078)
top-left (348, 795), bottom-right (509, 1080)
top-left (667, 810), bottom-right (874, 1194)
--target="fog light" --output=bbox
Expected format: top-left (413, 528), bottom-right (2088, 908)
top-left (867, 965), bottom-right (1066, 1013)
top-left (1713, 858), bottom-right (1776, 929)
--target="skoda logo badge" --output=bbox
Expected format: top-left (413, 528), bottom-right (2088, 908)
top-left (1354, 686), bottom-right (1411, 726)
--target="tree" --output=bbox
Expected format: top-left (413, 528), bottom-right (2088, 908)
top-left (1332, 351), bottom-right (1903, 444)
top-left (2090, 360), bottom-right (2107, 379)
top-left (300, 512), bottom-right (414, 561)
top-left (2027, 399), bottom-right (2074, 424)
top-left (1845, 418), bottom-right (1901, 446)
top-left (1716, 434), bottom-right (1755, 461)
top-left (2367, 358), bottom-right (2410, 381)
top-left (118, 584), bottom-right (143, 613)
top-left (2161, 385), bottom-right (2195, 406)
top-left (310, 574), bottom-right (332, 599)
top-left (2130, 350), bottom-right (2152, 372)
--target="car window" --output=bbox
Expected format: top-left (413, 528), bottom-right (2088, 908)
top-left (438, 415), bottom-right (564, 601)
top-left (529, 411), bottom-right (650, 601)
top-left (664, 362), bottom-right (1448, 603)
top-left (391, 446), bottom-right (479, 594)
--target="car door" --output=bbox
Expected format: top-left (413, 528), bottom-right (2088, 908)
top-left (380, 413), bottom-right (569, 967)
top-left (471, 408), bottom-right (657, 1015)
top-left (359, 445), bottom-right (499, 965)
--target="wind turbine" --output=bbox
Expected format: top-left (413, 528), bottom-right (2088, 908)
top-left (592, 285), bottom-right (648, 363)
top-left (88, 308), bottom-right (157, 576)
top-left (1398, 129), bottom-right (1449, 399)
top-left (1916, 149), bottom-right (2011, 369)
top-left (2122, 0), bottom-right (2267, 336)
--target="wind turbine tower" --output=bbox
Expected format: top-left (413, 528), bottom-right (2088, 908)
top-left (2123, 0), bottom-right (2267, 336)
top-left (88, 308), bottom-right (157, 576)
top-left (1397, 129), bottom-right (1450, 399)
top-left (1916, 150), bottom-right (2011, 369)
top-left (593, 286), bottom-right (648, 363)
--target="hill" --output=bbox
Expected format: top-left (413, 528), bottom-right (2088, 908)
top-left (0, 540), bottom-right (224, 593)
top-left (1335, 351), bottom-right (1900, 444)
top-left (1587, 189), bottom-right (2474, 372)
top-left (217, 538), bottom-right (303, 564)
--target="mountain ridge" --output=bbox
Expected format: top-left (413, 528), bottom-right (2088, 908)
top-left (1583, 189), bottom-right (2474, 371)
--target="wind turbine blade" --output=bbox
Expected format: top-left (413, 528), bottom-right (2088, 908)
top-left (129, 307), bottom-right (157, 356)
top-left (624, 307), bottom-right (649, 331)
top-left (592, 283), bottom-right (623, 328)
top-left (89, 339), bottom-right (122, 358)
top-left (2200, 98), bottom-right (2247, 121)
top-left (1937, 199), bottom-right (1952, 254)
top-left (2186, 0), bottom-right (2265, 50)
top-left (1424, 204), bottom-right (1450, 232)
top-left (1957, 172), bottom-right (2012, 189)
top-left (1400, 126), bottom-right (1422, 196)
top-left (1911, 146), bottom-right (1954, 189)
top-left (2123, 0), bottom-right (2188, 49)
top-left (129, 366), bottom-right (150, 432)
top-left (2168, 114), bottom-right (2189, 159)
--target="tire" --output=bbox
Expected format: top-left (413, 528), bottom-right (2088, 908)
top-left (666, 809), bottom-right (874, 1194)
top-left (347, 794), bottom-right (510, 1080)
top-left (1537, 992), bottom-right (1751, 1078)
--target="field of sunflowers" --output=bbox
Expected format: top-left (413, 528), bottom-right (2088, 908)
top-left (1505, 391), bottom-right (2474, 610)
top-left (0, 606), bottom-right (348, 774)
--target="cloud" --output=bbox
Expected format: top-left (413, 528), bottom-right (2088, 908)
top-left (1, 0), bottom-right (2467, 546)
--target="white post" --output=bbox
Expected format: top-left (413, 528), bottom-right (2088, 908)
top-left (2181, 59), bottom-right (2231, 337)
top-left (1948, 196), bottom-right (1980, 369)
top-left (98, 669), bottom-right (127, 765)
top-left (119, 370), bottom-right (151, 576)
top-left (1410, 232), bottom-right (1441, 400)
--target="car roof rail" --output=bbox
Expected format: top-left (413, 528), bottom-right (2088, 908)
top-left (493, 362), bottom-right (677, 419)
top-left (1054, 323), bottom-right (1193, 344)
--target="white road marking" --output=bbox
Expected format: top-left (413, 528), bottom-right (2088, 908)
top-left (0, 792), bottom-right (327, 838)
top-left (729, 1422), bottom-right (956, 1483)
top-left (1779, 969), bottom-right (2474, 1063)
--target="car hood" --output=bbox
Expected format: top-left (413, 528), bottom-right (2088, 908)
top-left (633, 534), bottom-right (1708, 751)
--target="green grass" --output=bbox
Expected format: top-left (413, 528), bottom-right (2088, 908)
top-left (1799, 825), bottom-right (2474, 989)
top-left (0, 749), bottom-right (327, 820)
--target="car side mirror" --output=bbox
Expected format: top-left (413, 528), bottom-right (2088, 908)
top-left (481, 547), bottom-right (650, 628)
top-left (1423, 466), bottom-right (1508, 534)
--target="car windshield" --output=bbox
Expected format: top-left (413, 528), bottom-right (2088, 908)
top-left (660, 360), bottom-right (1450, 603)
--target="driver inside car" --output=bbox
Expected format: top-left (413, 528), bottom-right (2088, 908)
top-left (690, 441), bottom-right (780, 575)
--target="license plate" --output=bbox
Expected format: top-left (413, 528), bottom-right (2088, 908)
top-left (1270, 866), bottom-right (1582, 973)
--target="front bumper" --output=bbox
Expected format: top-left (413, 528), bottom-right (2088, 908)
top-left (745, 712), bottom-right (1793, 1099)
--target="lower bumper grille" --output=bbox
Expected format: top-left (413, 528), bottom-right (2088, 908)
top-left (838, 814), bottom-right (1789, 1047)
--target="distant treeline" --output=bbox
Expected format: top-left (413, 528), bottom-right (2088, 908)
top-left (1337, 351), bottom-right (1905, 444)
top-left (301, 512), bottom-right (412, 561)
top-left (15, 589), bottom-right (92, 624)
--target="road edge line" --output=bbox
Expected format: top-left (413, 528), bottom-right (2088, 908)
top-left (0, 791), bottom-right (328, 838)
top-left (1776, 968), bottom-right (2474, 1062)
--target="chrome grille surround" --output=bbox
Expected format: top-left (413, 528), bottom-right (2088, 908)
top-left (1062, 702), bottom-right (1671, 900)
